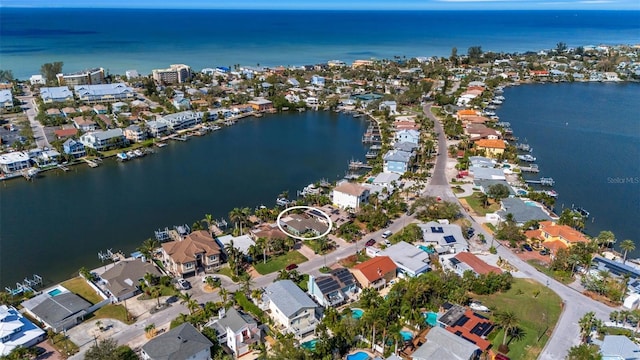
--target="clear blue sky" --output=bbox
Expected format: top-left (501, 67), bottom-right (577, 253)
top-left (2, 0), bottom-right (639, 10)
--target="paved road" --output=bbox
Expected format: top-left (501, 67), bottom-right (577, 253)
top-left (15, 86), bottom-right (50, 148)
top-left (423, 103), bottom-right (615, 359)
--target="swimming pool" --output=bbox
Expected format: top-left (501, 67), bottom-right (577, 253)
top-left (352, 309), bottom-right (364, 319)
top-left (425, 312), bottom-right (438, 327)
top-left (301, 339), bottom-right (317, 351)
top-left (400, 330), bottom-right (413, 341)
top-left (48, 288), bottom-right (62, 297)
top-left (346, 351), bottom-right (370, 360)
top-left (418, 245), bottom-right (435, 254)
top-left (524, 200), bottom-right (538, 207)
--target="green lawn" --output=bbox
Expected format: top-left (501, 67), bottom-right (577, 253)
top-left (462, 192), bottom-right (501, 216)
top-left (253, 251), bottom-right (308, 275)
top-left (474, 278), bottom-right (562, 360)
top-left (215, 266), bottom-right (235, 279)
top-left (61, 277), bottom-right (104, 304)
top-left (527, 260), bottom-right (574, 285)
top-left (91, 304), bottom-right (135, 324)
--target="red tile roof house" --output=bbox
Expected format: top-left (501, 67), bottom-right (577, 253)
top-left (351, 256), bottom-right (397, 289)
top-left (161, 230), bottom-right (222, 277)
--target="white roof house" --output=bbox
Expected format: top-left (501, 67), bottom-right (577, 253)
top-left (418, 221), bottom-right (469, 254)
top-left (412, 326), bottom-right (480, 360)
top-left (332, 181), bottom-right (370, 210)
top-left (216, 234), bottom-right (256, 256)
top-left (0, 305), bottom-right (46, 356)
top-left (379, 241), bottom-right (431, 277)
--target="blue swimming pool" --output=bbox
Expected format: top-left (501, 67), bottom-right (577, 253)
top-left (418, 245), bottom-right (435, 254)
top-left (346, 351), bottom-right (370, 360)
top-left (352, 309), bottom-right (364, 319)
top-left (48, 288), bottom-right (62, 297)
top-left (301, 339), bottom-right (317, 351)
top-left (400, 330), bottom-right (413, 341)
top-left (425, 312), bottom-right (438, 327)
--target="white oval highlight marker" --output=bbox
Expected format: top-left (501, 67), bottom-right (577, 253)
top-left (276, 205), bottom-right (333, 241)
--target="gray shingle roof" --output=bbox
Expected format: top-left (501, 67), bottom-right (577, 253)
top-left (263, 280), bottom-right (317, 318)
top-left (142, 323), bottom-right (212, 360)
top-left (412, 326), bottom-right (479, 360)
top-left (600, 335), bottom-right (640, 360)
top-left (383, 150), bottom-right (412, 163)
top-left (101, 259), bottom-right (161, 299)
top-left (217, 307), bottom-right (256, 333)
top-left (497, 197), bottom-right (552, 224)
top-left (29, 292), bottom-right (91, 328)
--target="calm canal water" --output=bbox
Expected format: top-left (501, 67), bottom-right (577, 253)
top-left (0, 111), bottom-right (368, 288)
top-left (497, 82), bottom-right (640, 254)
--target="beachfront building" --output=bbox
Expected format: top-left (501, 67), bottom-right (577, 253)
top-left (332, 181), bottom-right (370, 210)
top-left (161, 230), bottom-right (222, 277)
top-left (79, 128), bottom-right (127, 151)
top-left (152, 64), bottom-right (192, 84)
top-left (474, 139), bottom-right (506, 158)
top-left (74, 83), bottom-right (136, 103)
top-left (40, 86), bottom-right (73, 103)
top-left (0, 305), bottom-right (46, 356)
top-left (351, 256), bottom-right (397, 289)
top-left (141, 323), bottom-right (212, 360)
top-left (157, 110), bottom-right (201, 131)
top-left (21, 286), bottom-right (92, 332)
top-left (380, 241), bottom-right (431, 278)
top-left (418, 221), bottom-right (469, 254)
top-left (206, 307), bottom-right (262, 358)
top-left (0, 89), bottom-right (13, 110)
top-left (261, 280), bottom-right (320, 339)
top-left (123, 125), bottom-right (147, 143)
top-left (495, 197), bottom-right (552, 227)
top-left (29, 74), bottom-right (45, 85)
top-left (145, 120), bottom-right (169, 138)
top-left (62, 138), bottom-right (86, 158)
top-left (525, 220), bottom-right (590, 251)
top-left (56, 67), bottom-right (105, 87)
top-left (307, 268), bottom-right (358, 308)
top-left (248, 98), bottom-right (273, 112)
top-left (0, 152), bottom-right (31, 174)
top-left (99, 259), bottom-right (162, 302)
top-left (370, 172), bottom-right (401, 190)
top-left (383, 149), bottom-right (413, 175)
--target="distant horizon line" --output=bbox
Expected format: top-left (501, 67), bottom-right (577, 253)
top-left (1, 6), bottom-right (639, 11)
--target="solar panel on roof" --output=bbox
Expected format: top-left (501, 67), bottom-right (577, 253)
top-left (444, 235), bottom-right (457, 244)
top-left (317, 277), bottom-right (341, 294)
top-left (455, 315), bottom-right (469, 327)
top-left (431, 226), bottom-right (444, 233)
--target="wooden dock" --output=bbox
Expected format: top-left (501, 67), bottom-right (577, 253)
top-left (57, 164), bottom-right (70, 172)
top-left (349, 160), bottom-right (373, 170)
top-left (520, 165), bottom-right (539, 173)
top-left (84, 159), bottom-right (99, 168)
top-left (525, 177), bottom-right (555, 186)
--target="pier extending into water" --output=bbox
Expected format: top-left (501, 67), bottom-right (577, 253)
top-left (525, 177), bottom-right (555, 186)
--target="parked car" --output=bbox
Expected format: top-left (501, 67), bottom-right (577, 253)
top-left (381, 230), bottom-right (393, 239)
top-left (202, 275), bottom-right (220, 283)
top-left (522, 244), bottom-right (533, 252)
top-left (539, 248), bottom-right (550, 256)
top-left (177, 278), bottom-right (191, 290)
top-left (285, 263), bottom-right (298, 271)
top-left (365, 239), bottom-right (376, 247)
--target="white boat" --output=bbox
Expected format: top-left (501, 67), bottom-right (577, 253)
top-left (134, 149), bottom-right (144, 157)
top-left (517, 154), bottom-right (536, 162)
top-left (495, 95), bottom-right (505, 101)
top-left (544, 190), bottom-right (558, 197)
top-left (116, 152), bottom-right (128, 161)
top-left (126, 150), bottom-right (136, 158)
top-left (491, 99), bottom-right (503, 105)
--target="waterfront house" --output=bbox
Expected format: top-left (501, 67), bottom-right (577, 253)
top-left (418, 221), bottom-right (469, 254)
top-left (307, 268), bottom-right (358, 307)
top-left (383, 149), bottom-right (413, 175)
top-left (99, 259), bottom-right (162, 302)
top-left (62, 138), bottom-right (86, 158)
top-left (0, 152), bottom-right (31, 174)
top-left (412, 326), bottom-right (481, 360)
top-left (436, 303), bottom-right (493, 352)
top-left (279, 213), bottom-right (329, 238)
top-left (146, 120), bottom-right (169, 138)
top-left (21, 286), bottom-right (92, 332)
top-left (123, 124), bottom-right (147, 143)
top-left (371, 172), bottom-right (401, 190)
top-left (465, 123), bottom-right (501, 140)
top-left (72, 116), bottom-right (97, 132)
top-left (525, 220), bottom-right (590, 251)
top-left (158, 110), bottom-right (201, 131)
top-left (79, 128), bottom-right (127, 151)
top-left (0, 305), bottom-right (46, 356)
top-left (261, 280), bottom-right (320, 339)
top-left (0, 89), bottom-right (13, 109)
top-left (29, 74), bottom-right (45, 85)
top-left (495, 197), bottom-right (552, 226)
top-left (380, 241), bottom-right (431, 278)
top-left (449, 252), bottom-right (502, 277)
top-left (469, 166), bottom-right (506, 181)
top-left (248, 98), bottom-right (273, 112)
top-left (56, 67), bottom-right (105, 87)
top-left (474, 139), bottom-right (506, 158)
top-left (141, 323), bottom-right (212, 360)
top-left (30, 148), bottom-right (61, 167)
top-left (332, 181), bottom-right (370, 210)
top-left (469, 156), bottom-right (495, 168)
top-left (395, 129), bottom-right (420, 144)
top-left (161, 230), bottom-right (222, 277)
top-left (206, 307), bottom-right (262, 358)
top-left (351, 256), bottom-right (397, 289)
top-left (40, 86), bottom-right (73, 103)
top-left (379, 100), bottom-right (398, 115)
top-left (311, 75), bottom-right (325, 86)
top-left (216, 234), bottom-right (256, 257)
top-left (250, 223), bottom-right (289, 243)
top-left (74, 83), bottom-right (136, 103)
top-left (473, 179), bottom-right (514, 196)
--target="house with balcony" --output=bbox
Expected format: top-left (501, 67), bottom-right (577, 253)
top-left (99, 259), bottom-right (162, 302)
top-left (380, 241), bottom-right (431, 278)
top-left (248, 98), bottom-right (273, 112)
top-left (395, 129), bottom-right (420, 144)
top-left (351, 256), bottom-right (397, 289)
top-left (308, 268), bottom-right (358, 308)
top-left (141, 323), bottom-right (212, 360)
top-left (0, 152), bottom-right (32, 174)
top-left (261, 280), bottom-right (320, 339)
top-left (383, 149), bottom-right (413, 175)
top-left (161, 230), bottom-right (222, 277)
top-left (73, 116), bottom-right (97, 132)
top-left (40, 86), bottom-right (73, 103)
top-left (379, 100), bottom-right (398, 115)
top-left (79, 128), bottom-right (127, 151)
top-left (332, 181), bottom-right (369, 210)
top-left (0, 89), bottom-right (13, 110)
top-left (206, 307), bottom-right (262, 358)
top-left (525, 220), bottom-right (590, 252)
top-left (0, 305), bottom-right (46, 357)
top-left (146, 120), bottom-right (169, 138)
top-left (74, 83), bottom-right (136, 103)
top-left (123, 125), bottom-right (147, 143)
top-left (62, 138), bottom-right (86, 158)
top-left (311, 75), bottom-right (325, 86)
top-left (157, 111), bottom-right (201, 131)
top-left (474, 139), bottom-right (506, 158)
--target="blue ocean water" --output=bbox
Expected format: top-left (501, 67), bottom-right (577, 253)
top-left (497, 83), bottom-right (640, 249)
top-left (1, 9), bottom-right (640, 79)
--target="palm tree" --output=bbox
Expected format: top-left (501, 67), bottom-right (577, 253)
top-left (187, 299), bottom-right (200, 315)
top-left (150, 286), bottom-right (162, 308)
top-left (137, 238), bottom-right (160, 262)
top-left (578, 311), bottom-right (597, 343)
top-left (247, 244), bottom-right (261, 264)
top-left (251, 288), bottom-right (264, 302)
top-left (178, 292), bottom-right (192, 307)
top-left (203, 213), bottom-right (214, 232)
top-left (597, 230), bottom-right (616, 251)
top-left (219, 288), bottom-right (230, 304)
top-left (495, 310), bottom-right (519, 348)
top-left (229, 208), bottom-right (245, 234)
top-left (239, 273), bottom-right (253, 294)
top-left (620, 239), bottom-right (635, 264)
top-left (144, 323), bottom-right (156, 338)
